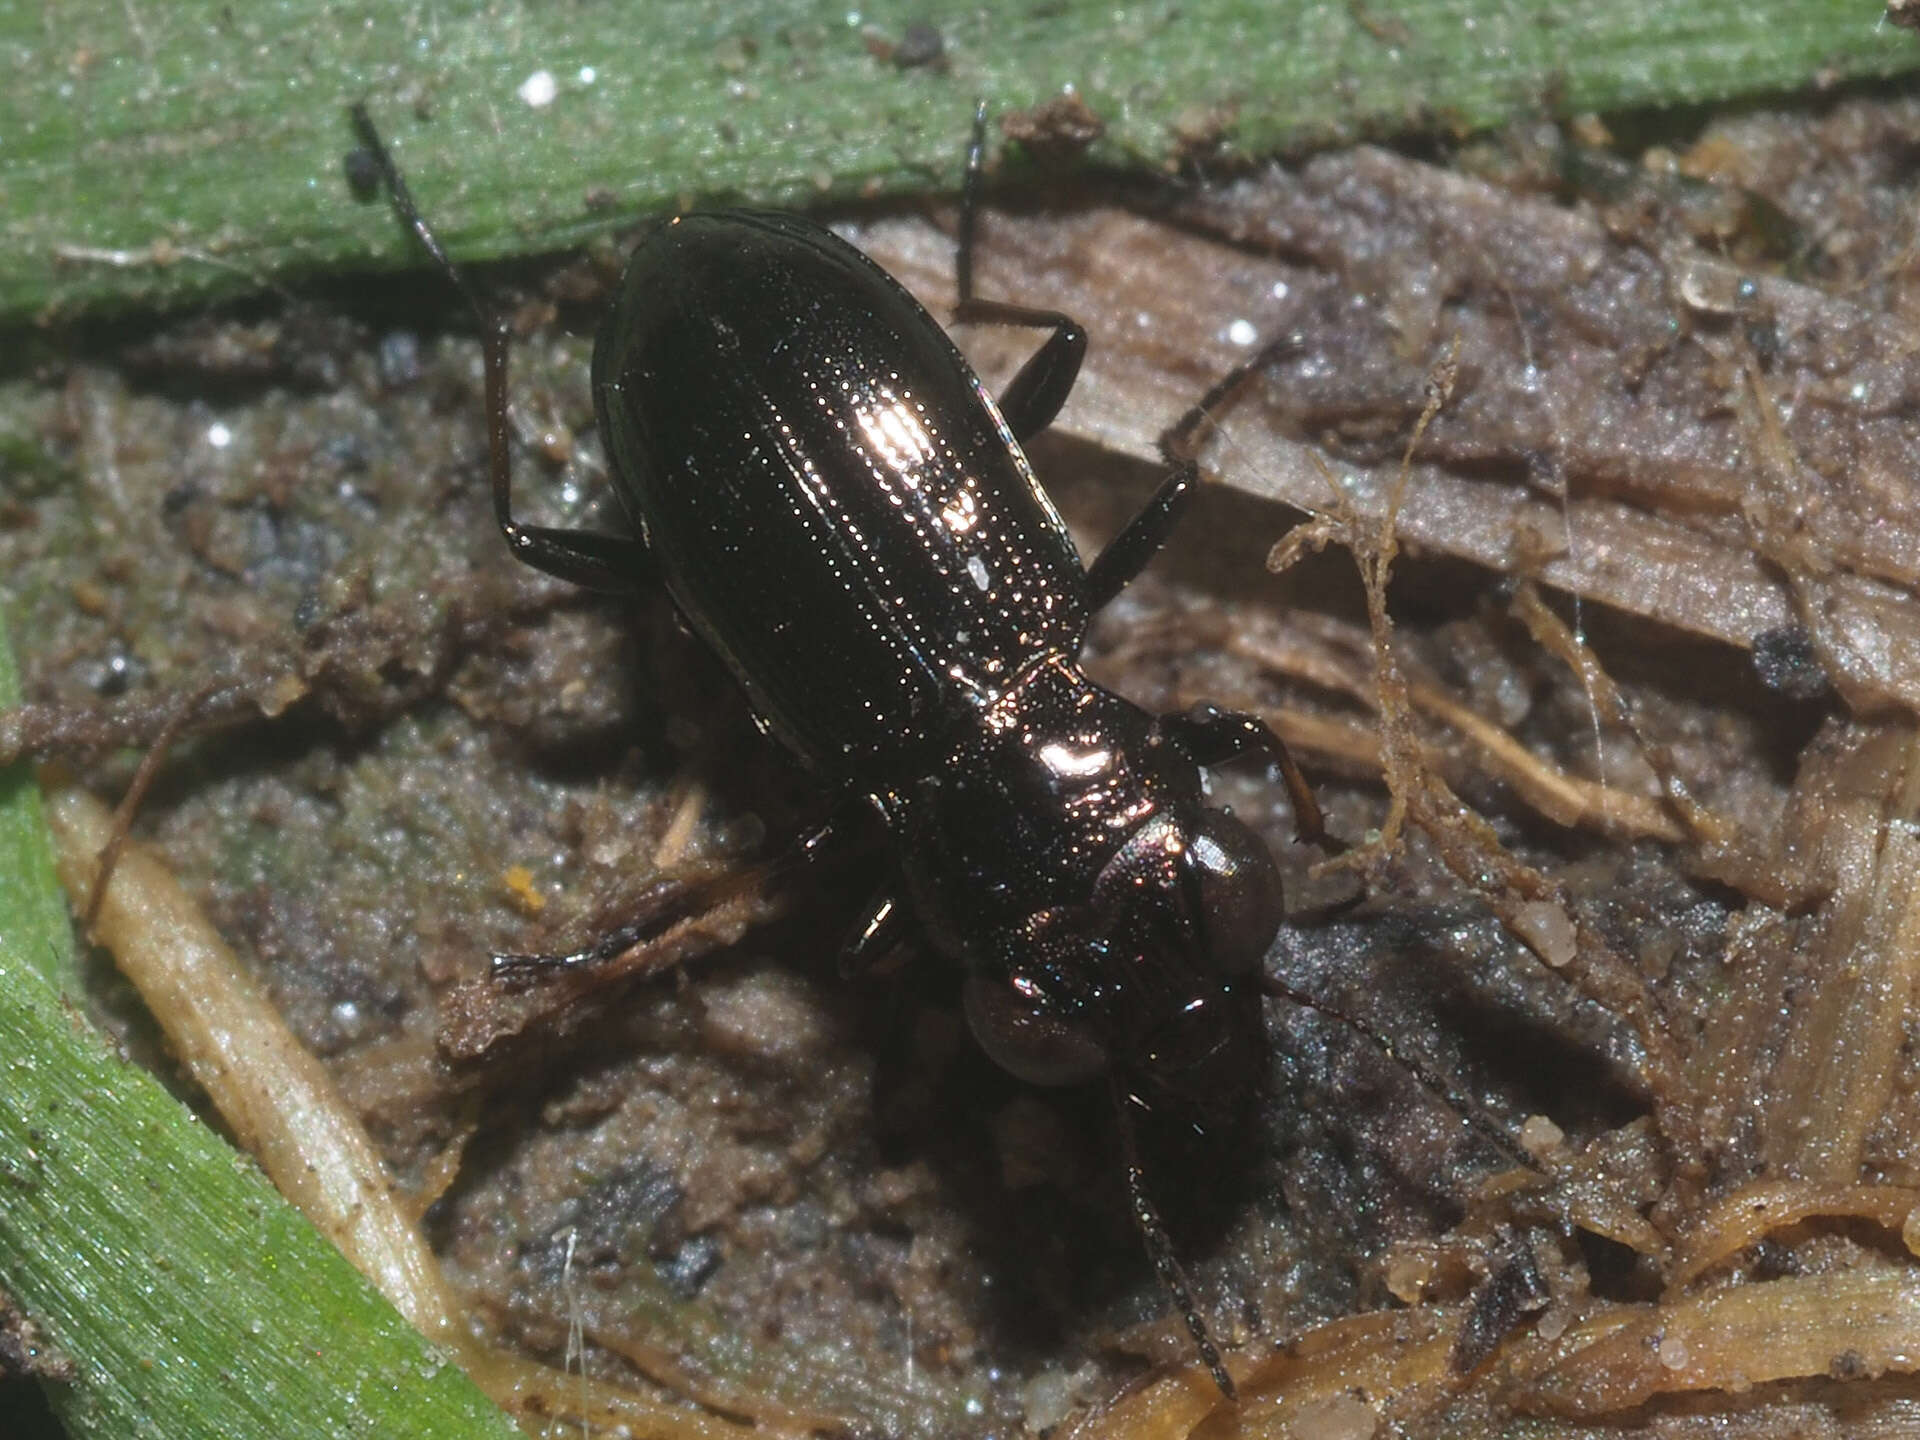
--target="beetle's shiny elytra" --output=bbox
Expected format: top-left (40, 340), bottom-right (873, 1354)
top-left (349, 102), bottom-right (1322, 1399)
top-left (595, 207), bottom-right (1089, 777)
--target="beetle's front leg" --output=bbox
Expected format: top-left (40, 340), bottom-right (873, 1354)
top-left (1161, 702), bottom-right (1327, 848)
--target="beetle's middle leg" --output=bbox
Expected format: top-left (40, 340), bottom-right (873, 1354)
top-left (790, 802), bottom-right (911, 978)
top-left (349, 105), bottom-right (649, 594)
top-left (837, 889), bottom-right (912, 978)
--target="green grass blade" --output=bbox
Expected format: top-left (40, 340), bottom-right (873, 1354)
top-left (0, 631), bottom-right (69, 991)
top-left (0, 616), bottom-right (524, 1439)
top-left (4, 0), bottom-right (1915, 325)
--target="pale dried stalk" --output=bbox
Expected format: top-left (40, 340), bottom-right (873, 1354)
top-left (42, 780), bottom-right (758, 1440)
top-left (1295, 353), bottom-right (1705, 1180)
top-left (1668, 1178), bottom-right (1920, 1293)
top-left (1062, 1306), bottom-right (1468, 1440)
top-left (1215, 624), bottom-right (1698, 845)
top-left (1506, 1270), bottom-right (1920, 1416)
top-left (860, 155), bottom-right (1920, 715)
top-left (44, 782), bottom-right (464, 1347)
top-left (1763, 720), bottom-right (1920, 1182)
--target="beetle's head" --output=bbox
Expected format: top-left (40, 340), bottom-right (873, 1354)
top-left (962, 808), bottom-right (1283, 1136)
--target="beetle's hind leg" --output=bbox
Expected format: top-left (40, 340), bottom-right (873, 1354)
top-left (950, 102), bottom-right (1088, 444)
top-left (1082, 334), bottom-right (1304, 611)
top-left (347, 105), bottom-right (648, 594)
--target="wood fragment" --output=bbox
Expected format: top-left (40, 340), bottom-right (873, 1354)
top-left (858, 144), bottom-right (1920, 711)
top-left (39, 780), bottom-right (770, 1440)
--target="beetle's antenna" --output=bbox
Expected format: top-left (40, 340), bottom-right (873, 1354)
top-left (1259, 973), bottom-right (1534, 1169)
top-left (1113, 1088), bottom-right (1239, 1401)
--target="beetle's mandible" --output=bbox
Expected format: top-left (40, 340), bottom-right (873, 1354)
top-left (349, 101), bottom-right (1323, 1399)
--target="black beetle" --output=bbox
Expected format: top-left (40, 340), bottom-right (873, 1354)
top-left (349, 102), bottom-right (1321, 1398)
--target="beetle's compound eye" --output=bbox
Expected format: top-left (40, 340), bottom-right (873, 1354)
top-left (1189, 809), bottom-right (1284, 977)
top-left (963, 972), bottom-right (1107, 1086)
